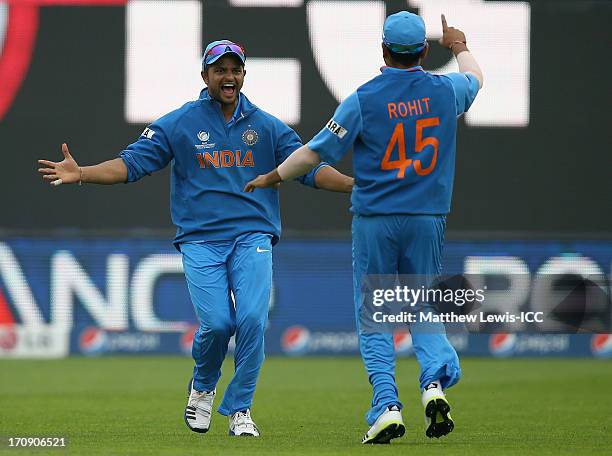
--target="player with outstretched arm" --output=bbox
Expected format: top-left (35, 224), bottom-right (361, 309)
top-left (38, 40), bottom-right (353, 438)
top-left (245, 13), bottom-right (483, 444)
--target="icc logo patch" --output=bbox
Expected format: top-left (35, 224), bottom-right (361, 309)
top-left (195, 130), bottom-right (215, 149)
top-left (197, 131), bottom-right (210, 142)
top-left (242, 129), bottom-right (259, 146)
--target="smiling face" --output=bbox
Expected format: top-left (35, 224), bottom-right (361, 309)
top-left (201, 54), bottom-right (246, 108)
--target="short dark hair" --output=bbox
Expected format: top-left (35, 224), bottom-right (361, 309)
top-left (387, 47), bottom-right (424, 67)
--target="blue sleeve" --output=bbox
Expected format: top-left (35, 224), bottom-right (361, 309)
top-left (119, 117), bottom-right (174, 182)
top-left (274, 119), bottom-right (330, 189)
top-left (442, 72), bottom-right (480, 116)
top-left (307, 91), bottom-right (362, 164)
top-left (298, 162), bottom-right (332, 188)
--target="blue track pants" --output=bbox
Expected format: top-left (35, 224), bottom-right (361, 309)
top-left (352, 214), bottom-right (461, 425)
top-left (180, 232), bottom-right (272, 416)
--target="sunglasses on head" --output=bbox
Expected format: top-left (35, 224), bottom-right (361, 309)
top-left (204, 43), bottom-right (246, 67)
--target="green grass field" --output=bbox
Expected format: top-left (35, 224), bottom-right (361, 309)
top-left (1, 356), bottom-right (611, 455)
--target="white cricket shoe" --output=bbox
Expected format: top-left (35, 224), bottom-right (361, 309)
top-left (422, 381), bottom-right (454, 438)
top-left (229, 409), bottom-right (260, 436)
top-left (184, 378), bottom-right (215, 433)
top-left (362, 405), bottom-right (405, 444)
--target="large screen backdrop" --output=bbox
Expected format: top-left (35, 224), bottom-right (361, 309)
top-left (1, 0), bottom-right (610, 235)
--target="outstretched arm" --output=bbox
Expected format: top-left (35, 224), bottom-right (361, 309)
top-left (271, 120), bottom-right (353, 193)
top-left (244, 145), bottom-right (324, 193)
top-left (247, 89), bottom-right (361, 193)
top-left (38, 143), bottom-right (128, 186)
top-left (314, 166), bottom-right (354, 193)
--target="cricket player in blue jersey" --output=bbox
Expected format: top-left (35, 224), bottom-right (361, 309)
top-left (38, 40), bottom-right (353, 437)
top-left (245, 12), bottom-right (483, 443)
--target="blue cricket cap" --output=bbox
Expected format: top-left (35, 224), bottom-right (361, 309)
top-left (202, 40), bottom-right (246, 70)
top-left (383, 11), bottom-right (427, 54)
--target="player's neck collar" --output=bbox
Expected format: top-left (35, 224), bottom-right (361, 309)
top-left (380, 65), bottom-right (424, 73)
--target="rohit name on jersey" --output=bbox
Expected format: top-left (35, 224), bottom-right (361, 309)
top-left (387, 97), bottom-right (431, 119)
top-left (195, 150), bottom-right (254, 169)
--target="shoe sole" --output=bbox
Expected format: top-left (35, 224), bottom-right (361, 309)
top-left (184, 377), bottom-right (210, 434)
top-left (185, 414), bottom-right (209, 433)
top-left (228, 431), bottom-right (258, 437)
top-left (425, 398), bottom-right (454, 438)
top-left (362, 422), bottom-right (406, 444)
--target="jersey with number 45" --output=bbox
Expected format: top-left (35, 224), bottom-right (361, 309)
top-left (308, 66), bottom-right (480, 215)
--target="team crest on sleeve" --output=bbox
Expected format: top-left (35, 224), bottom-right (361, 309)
top-left (326, 118), bottom-right (347, 139)
top-left (140, 127), bottom-right (155, 139)
top-left (242, 129), bottom-right (259, 146)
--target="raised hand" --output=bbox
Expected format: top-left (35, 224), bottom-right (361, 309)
top-left (439, 14), bottom-right (467, 49)
top-left (38, 143), bottom-right (81, 186)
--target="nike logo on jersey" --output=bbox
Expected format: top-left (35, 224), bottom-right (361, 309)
top-left (256, 247), bottom-right (270, 253)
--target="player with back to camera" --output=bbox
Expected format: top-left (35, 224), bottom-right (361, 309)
top-left (245, 12), bottom-right (483, 443)
top-left (38, 40), bottom-right (353, 437)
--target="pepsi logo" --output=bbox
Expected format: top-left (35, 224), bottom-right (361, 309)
top-left (591, 334), bottom-right (612, 358)
top-left (393, 330), bottom-right (413, 355)
top-left (489, 333), bottom-right (517, 357)
top-left (281, 325), bottom-right (310, 355)
top-left (79, 327), bottom-right (107, 355)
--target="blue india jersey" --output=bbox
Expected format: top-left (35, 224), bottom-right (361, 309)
top-left (308, 66), bottom-right (480, 215)
top-left (120, 89), bottom-right (327, 247)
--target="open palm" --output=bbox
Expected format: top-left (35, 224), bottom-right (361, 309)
top-left (38, 143), bottom-right (81, 186)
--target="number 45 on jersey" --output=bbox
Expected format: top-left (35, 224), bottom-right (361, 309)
top-left (381, 117), bottom-right (440, 179)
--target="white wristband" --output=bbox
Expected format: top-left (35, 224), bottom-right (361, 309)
top-left (456, 50), bottom-right (484, 89)
top-left (277, 146), bottom-right (321, 181)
